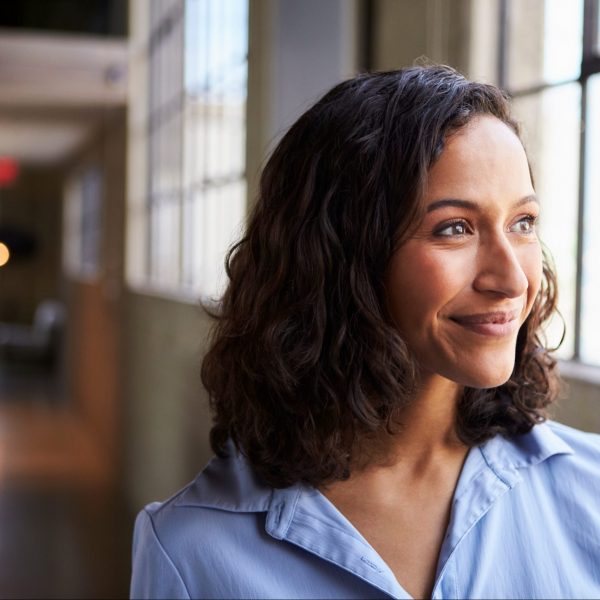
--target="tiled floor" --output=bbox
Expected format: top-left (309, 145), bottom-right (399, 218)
top-left (0, 366), bottom-right (132, 599)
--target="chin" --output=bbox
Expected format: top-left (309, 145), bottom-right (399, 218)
top-left (434, 351), bottom-right (516, 389)
top-left (456, 361), bottom-right (515, 389)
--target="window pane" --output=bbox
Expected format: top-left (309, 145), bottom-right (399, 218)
top-left (62, 167), bottom-right (103, 281)
top-left (63, 177), bottom-right (82, 277)
top-left (506, 0), bottom-right (583, 90)
top-left (182, 0), bottom-right (248, 297)
top-left (184, 181), bottom-right (245, 298)
top-left (80, 167), bottom-right (103, 278)
top-left (150, 199), bottom-right (180, 287)
top-left (512, 84), bottom-right (581, 358)
top-left (181, 192), bottom-right (200, 287)
top-left (580, 74), bottom-right (600, 365)
top-left (147, 1), bottom-right (184, 290)
top-left (202, 180), bottom-right (245, 299)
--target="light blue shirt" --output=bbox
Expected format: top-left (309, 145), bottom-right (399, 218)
top-left (131, 421), bottom-right (600, 599)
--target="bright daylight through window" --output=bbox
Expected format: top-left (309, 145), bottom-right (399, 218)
top-left (503, 0), bottom-right (600, 366)
top-left (128, 0), bottom-right (248, 299)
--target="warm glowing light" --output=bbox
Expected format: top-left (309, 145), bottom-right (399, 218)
top-left (0, 242), bottom-right (9, 267)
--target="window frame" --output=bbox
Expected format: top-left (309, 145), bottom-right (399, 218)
top-left (498, 0), bottom-right (600, 364)
top-left (125, 0), bottom-right (249, 300)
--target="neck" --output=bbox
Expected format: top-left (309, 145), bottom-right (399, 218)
top-left (352, 374), bottom-right (466, 474)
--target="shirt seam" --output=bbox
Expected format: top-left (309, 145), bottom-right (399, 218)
top-left (453, 555), bottom-right (459, 600)
top-left (281, 487), bottom-right (302, 537)
top-left (145, 509), bottom-right (192, 599)
top-left (294, 509), bottom-right (373, 549)
top-left (284, 529), bottom-right (399, 599)
top-left (431, 473), bottom-right (512, 598)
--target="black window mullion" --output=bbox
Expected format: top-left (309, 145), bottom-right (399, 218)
top-left (497, 0), bottom-right (509, 90)
top-left (573, 79), bottom-right (587, 360)
top-left (575, 0), bottom-right (600, 359)
top-left (145, 1), bottom-right (159, 281)
top-left (583, 0), bottom-right (599, 60)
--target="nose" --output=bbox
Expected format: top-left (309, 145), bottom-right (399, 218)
top-left (473, 232), bottom-right (529, 298)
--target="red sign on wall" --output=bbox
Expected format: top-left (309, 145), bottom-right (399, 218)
top-left (0, 157), bottom-right (19, 187)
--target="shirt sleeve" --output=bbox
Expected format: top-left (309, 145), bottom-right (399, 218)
top-left (130, 508), bottom-right (191, 600)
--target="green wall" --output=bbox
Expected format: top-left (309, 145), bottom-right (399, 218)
top-left (123, 291), bottom-right (214, 509)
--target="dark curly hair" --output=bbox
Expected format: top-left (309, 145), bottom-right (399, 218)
top-left (201, 65), bottom-right (561, 488)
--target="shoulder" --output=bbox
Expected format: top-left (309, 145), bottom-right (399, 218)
top-left (131, 449), bottom-right (279, 598)
top-left (486, 420), bottom-right (600, 502)
top-left (138, 449), bottom-right (273, 549)
top-left (544, 419), bottom-right (600, 453)
top-left (543, 419), bottom-right (600, 471)
top-left (514, 420), bottom-right (600, 505)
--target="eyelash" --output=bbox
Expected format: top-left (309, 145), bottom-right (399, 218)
top-left (433, 214), bottom-right (538, 238)
top-left (510, 214), bottom-right (538, 234)
top-left (434, 219), bottom-right (472, 237)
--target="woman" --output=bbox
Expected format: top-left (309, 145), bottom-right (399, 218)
top-left (131, 66), bottom-right (600, 599)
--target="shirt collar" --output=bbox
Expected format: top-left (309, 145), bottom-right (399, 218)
top-left (477, 420), bottom-right (574, 486)
top-left (173, 445), bottom-right (407, 596)
top-left (174, 422), bottom-right (574, 513)
top-left (173, 424), bottom-right (574, 600)
top-left (173, 441), bottom-right (273, 512)
top-left (432, 420), bottom-right (574, 597)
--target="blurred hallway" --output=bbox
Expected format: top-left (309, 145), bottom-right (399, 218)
top-left (0, 2), bottom-right (131, 596)
top-left (0, 367), bottom-right (131, 599)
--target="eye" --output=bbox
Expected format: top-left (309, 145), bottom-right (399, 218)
top-left (434, 220), bottom-right (471, 237)
top-left (509, 215), bottom-right (538, 234)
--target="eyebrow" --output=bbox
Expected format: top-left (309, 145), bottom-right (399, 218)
top-left (426, 194), bottom-right (539, 213)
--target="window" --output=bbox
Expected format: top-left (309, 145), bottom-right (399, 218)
top-left (146, 0), bottom-right (185, 289)
top-left (127, 0), bottom-right (248, 299)
top-left (500, 0), bottom-right (600, 365)
top-left (63, 165), bottom-right (103, 280)
top-left (182, 0), bottom-right (247, 295)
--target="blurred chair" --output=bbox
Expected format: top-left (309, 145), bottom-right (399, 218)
top-left (0, 299), bottom-right (66, 367)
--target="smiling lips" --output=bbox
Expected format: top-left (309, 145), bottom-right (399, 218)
top-left (450, 310), bottom-right (521, 337)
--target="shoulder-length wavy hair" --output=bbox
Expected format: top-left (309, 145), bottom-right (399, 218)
top-left (201, 65), bottom-right (560, 488)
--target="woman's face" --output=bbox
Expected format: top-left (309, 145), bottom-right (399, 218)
top-left (386, 115), bottom-right (542, 389)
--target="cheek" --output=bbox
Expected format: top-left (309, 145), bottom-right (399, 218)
top-left (387, 248), bottom-right (470, 326)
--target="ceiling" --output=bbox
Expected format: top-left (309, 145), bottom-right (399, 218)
top-left (0, 30), bottom-right (128, 167)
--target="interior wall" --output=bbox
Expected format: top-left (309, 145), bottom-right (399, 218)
top-left (64, 108), bottom-right (126, 487)
top-left (123, 293), bottom-right (213, 509)
top-left (554, 376), bottom-right (600, 433)
top-left (0, 167), bottom-right (63, 323)
top-left (554, 362), bottom-right (600, 433)
top-left (246, 0), bottom-right (361, 207)
top-left (371, 0), bottom-right (472, 74)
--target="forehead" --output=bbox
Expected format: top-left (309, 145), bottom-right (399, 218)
top-left (425, 115), bottom-right (533, 202)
